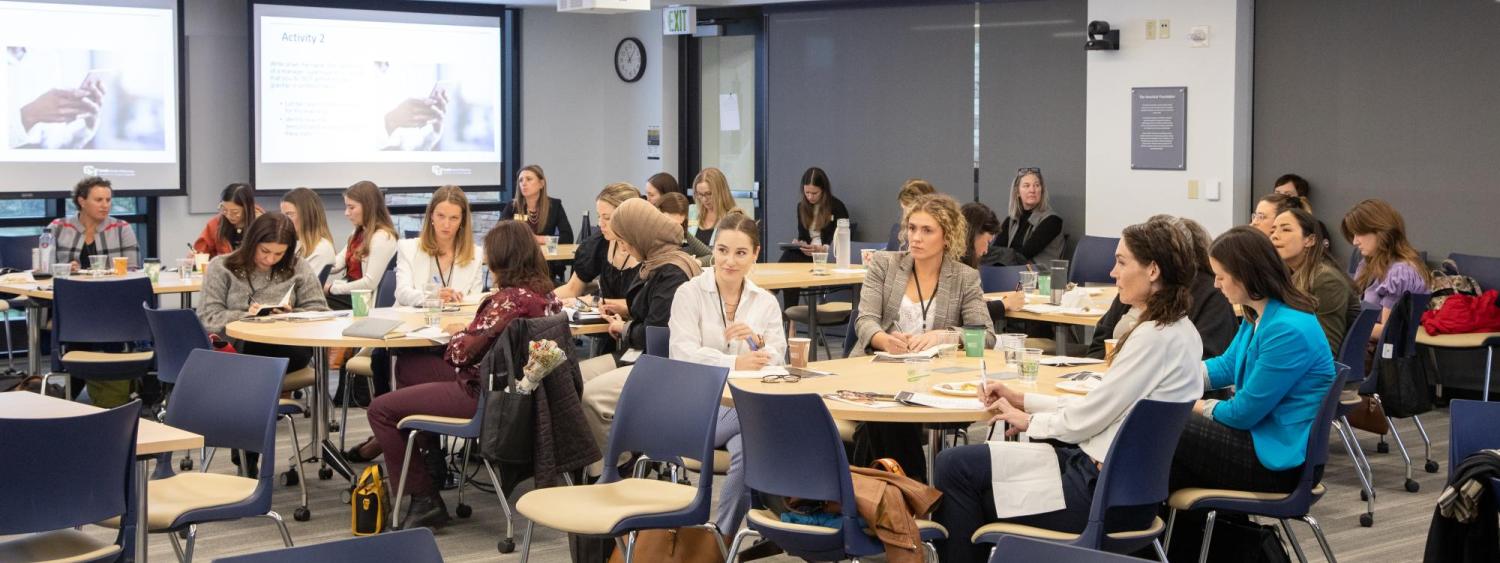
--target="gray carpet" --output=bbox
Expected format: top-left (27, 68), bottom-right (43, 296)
top-left (86, 392), bottom-right (1452, 562)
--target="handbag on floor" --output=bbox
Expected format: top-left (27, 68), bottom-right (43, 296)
top-left (351, 464), bottom-right (388, 536)
top-left (1346, 395), bottom-right (1390, 435)
top-left (606, 527), bottom-right (724, 563)
top-left (1166, 515), bottom-right (1291, 563)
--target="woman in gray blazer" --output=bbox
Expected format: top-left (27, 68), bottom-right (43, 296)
top-left (851, 193), bottom-right (994, 481)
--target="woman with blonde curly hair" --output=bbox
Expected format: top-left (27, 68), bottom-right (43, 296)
top-left (851, 193), bottom-right (994, 481)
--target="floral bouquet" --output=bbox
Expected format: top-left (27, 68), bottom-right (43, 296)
top-left (517, 339), bottom-right (567, 394)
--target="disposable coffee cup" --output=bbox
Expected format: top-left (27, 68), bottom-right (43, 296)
top-left (351, 289), bottom-right (373, 317)
top-left (1104, 338), bottom-right (1119, 363)
top-left (788, 337), bottom-right (811, 368)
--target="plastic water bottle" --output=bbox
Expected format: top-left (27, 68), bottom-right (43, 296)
top-left (833, 218), bottom-right (851, 270)
top-left (37, 230), bottom-right (54, 271)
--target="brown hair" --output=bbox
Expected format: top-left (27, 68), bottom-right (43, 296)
top-left (72, 176), bottom-right (112, 209)
top-left (485, 220), bottom-right (554, 295)
top-left (960, 202), bottom-right (1001, 268)
top-left (1148, 214), bottom-right (1213, 275)
top-left (1259, 192), bottom-right (1311, 217)
top-left (281, 188), bottom-right (333, 261)
top-left (900, 194), bottom-right (968, 262)
top-left (655, 191), bottom-right (693, 233)
top-left (343, 181), bottom-right (397, 262)
top-left (224, 212), bottom-right (300, 282)
top-left (1341, 198), bottom-right (1430, 291)
top-left (1278, 208), bottom-right (1352, 300)
top-left (1110, 217), bottom-right (1198, 360)
top-left (897, 178), bottom-right (936, 208)
top-left (1211, 226), bottom-right (1319, 322)
top-left (419, 186), bottom-right (476, 266)
top-left (692, 167), bottom-right (737, 229)
top-left (646, 172), bottom-right (681, 198)
top-left (514, 164), bottom-right (552, 233)
top-left (796, 167), bottom-right (834, 234)
top-left (219, 183), bottom-right (258, 245)
top-left (715, 211), bottom-right (762, 249)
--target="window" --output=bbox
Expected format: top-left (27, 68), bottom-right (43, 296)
top-left (0, 196), bottom-right (155, 258)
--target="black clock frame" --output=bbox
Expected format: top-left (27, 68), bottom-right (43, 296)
top-left (614, 37), bottom-right (646, 83)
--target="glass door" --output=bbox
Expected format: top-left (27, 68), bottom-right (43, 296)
top-left (683, 10), bottom-right (765, 244)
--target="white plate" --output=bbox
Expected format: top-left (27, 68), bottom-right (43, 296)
top-left (1055, 379), bottom-right (1101, 394)
top-left (931, 380), bottom-right (984, 397)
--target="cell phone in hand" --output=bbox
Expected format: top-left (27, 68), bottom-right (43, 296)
top-left (79, 69), bottom-right (115, 90)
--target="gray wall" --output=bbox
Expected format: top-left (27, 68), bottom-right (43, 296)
top-left (1253, 0), bottom-right (1500, 262)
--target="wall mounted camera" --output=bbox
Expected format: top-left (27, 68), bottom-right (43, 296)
top-left (1085, 20), bottom-right (1120, 51)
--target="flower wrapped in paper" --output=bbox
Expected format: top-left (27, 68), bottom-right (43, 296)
top-left (517, 339), bottom-right (567, 394)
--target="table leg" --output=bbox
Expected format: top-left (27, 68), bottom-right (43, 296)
top-left (312, 348), bottom-right (327, 475)
top-left (179, 293), bottom-right (190, 309)
top-left (808, 290), bottom-right (822, 362)
top-left (26, 304), bottom-right (41, 379)
top-left (1053, 325), bottom-right (1068, 356)
top-left (1484, 346), bottom-right (1493, 401)
top-left (925, 427), bottom-right (943, 487)
top-left (134, 457), bottom-right (150, 562)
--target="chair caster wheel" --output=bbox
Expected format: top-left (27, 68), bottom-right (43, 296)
top-left (180, 458), bottom-right (193, 471)
top-left (329, 421), bottom-right (340, 432)
top-left (1376, 441), bottom-right (1389, 454)
top-left (456, 504), bottom-right (472, 518)
top-left (1425, 460), bottom-right (1439, 473)
top-left (1405, 479), bottom-right (1420, 493)
top-left (498, 539), bottom-right (515, 553)
top-left (1360, 513), bottom-right (1373, 527)
top-left (294, 507), bottom-right (310, 522)
top-left (319, 467), bottom-right (334, 480)
top-left (281, 470), bottom-right (299, 487)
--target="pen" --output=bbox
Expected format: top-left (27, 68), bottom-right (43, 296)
top-left (745, 336), bottom-right (759, 352)
top-left (979, 359), bottom-right (989, 393)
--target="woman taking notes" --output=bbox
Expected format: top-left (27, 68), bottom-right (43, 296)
top-left (49, 176), bottom-right (139, 271)
top-left (1342, 199), bottom-right (1430, 342)
top-left (1270, 209), bottom-right (1361, 352)
top-left (279, 187), bottom-right (336, 277)
top-left (500, 164), bottom-right (573, 245)
top-left (325, 181), bottom-right (399, 309)
top-left (193, 183), bottom-right (259, 258)
top-left (934, 217), bottom-right (1204, 563)
top-left (553, 184), bottom-right (642, 317)
top-left (667, 212), bottom-right (785, 533)
top-left (690, 167), bottom-right (740, 246)
top-left (393, 186), bottom-right (485, 307)
top-left (198, 213), bottom-right (329, 367)
top-left (779, 166), bottom-right (849, 263)
top-left (1169, 227), bottom-right (1337, 494)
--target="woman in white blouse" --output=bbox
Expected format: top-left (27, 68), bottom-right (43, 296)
top-left (932, 217), bottom-right (1205, 563)
top-left (280, 188), bottom-right (336, 277)
top-left (325, 180), bottom-right (400, 309)
top-left (667, 213), bottom-right (785, 533)
top-left (394, 186), bottom-right (485, 306)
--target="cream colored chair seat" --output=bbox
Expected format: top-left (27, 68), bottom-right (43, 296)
top-left (61, 351), bottom-right (153, 363)
top-left (398, 414), bottom-right (470, 428)
top-left (99, 473), bottom-right (258, 531)
top-left (681, 449), bottom-right (734, 475)
top-left (971, 516), bottom-right (1164, 543)
top-left (0, 530), bottom-right (121, 563)
top-left (1168, 484), bottom-right (1324, 510)
top-left (515, 478), bottom-right (697, 535)
top-left (280, 366), bottom-right (315, 392)
top-left (343, 349), bottom-right (374, 378)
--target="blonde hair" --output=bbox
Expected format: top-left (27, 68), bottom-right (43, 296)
top-left (692, 167), bottom-right (737, 229)
top-left (897, 178), bottom-right (936, 208)
top-left (514, 164), bottom-right (552, 233)
top-left (1008, 170), bottom-right (1051, 220)
top-left (419, 185), bottom-right (476, 266)
top-left (343, 181), bottom-right (397, 262)
top-left (596, 182), bottom-right (642, 208)
top-left (281, 188), bottom-right (332, 261)
top-left (900, 194), bottom-right (968, 262)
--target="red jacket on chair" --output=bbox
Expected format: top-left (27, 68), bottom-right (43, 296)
top-left (1421, 290), bottom-right (1500, 335)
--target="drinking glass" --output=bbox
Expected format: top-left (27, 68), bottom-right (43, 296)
top-left (176, 258), bottom-right (195, 280)
top-left (1001, 333), bottom-right (1027, 371)
top-left (1020, 348), bottom-right (1042, 385)
top-left (423, 298), bottom-right (443, 327)
top-left (904, 357), bottom-right (933, 383)
top-left (545, 236), bottom-right (560, 255)
top-left (1019, 270), bottom-right (1039, 294)
top-left (811, 252), bottom-right (829, 275)
top-left (90, 255), bottom-right (109, 277)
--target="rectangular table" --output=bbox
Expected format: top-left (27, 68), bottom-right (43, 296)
top-left (541, 243), bottom-right (577, 262)
top-left (986, 288), bottom-right (1113, 353)
top-left (0, 392), bottom-right (204, 563)
top-left (743, 263), bottom-right (869, 360)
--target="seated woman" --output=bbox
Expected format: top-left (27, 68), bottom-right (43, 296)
top-left (279, 187), bottom-right (336, 277)
top-left (500, 164), bottom-right (574, 245)
top-left (198, 212), bottom-right (329, 474)
top-left (853, 193), bottom-right (994, 481)
top-left (886, 178), bottom-right (936, 251)
top-left (1248, 192), bottom-right (1310, 237)
top-left (1086, 216), bottom-right (1237, 360)
top-left (552, 183), bottom-right (643, 320)
top-left (50, 176), bottom-right (139, 272)
top-left (366, 220), bottom-right (561, 529)
top-left (325, 180), bottom-right (399, 310)
top-left (961, 201), bottom-right (1023, 320)
top-left (655, 191), bottom-right (712, 265)
top-left (689, 167), bottom-right (742, 247)
top-left (667, 212), bottom-right (785, 534)
top-left (991, 168), bottom-right (1064, 265)
top-left (1168, 226), bottom-right (1337, 495)
top-left (1341, 199), bottom-right (1430, 342)
top-left (578, 198), bottom-right (702, 457)
top-left (1272, 209), bottom-right (1361, 353)
top-left (193, 183), bottom-right (260, 258)
top-left (644, 172), bottom-right (682, 206)
top-left (933, 217), bottom-right (1206, 563)
top-left (779, 166), bottom-right (849, 263)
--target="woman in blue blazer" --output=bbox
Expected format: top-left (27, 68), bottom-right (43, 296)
top-left (1170, 226), bottom-right (1337, 493)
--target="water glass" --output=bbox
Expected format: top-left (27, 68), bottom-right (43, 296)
top-left (1020, 347), bottom-right (1042, 385)
top-left (51, 263), bottom-right (70, 279)
top-left (904, 357), bottom-right (933, 383)
top-left (145, 260), bottom-right (162, 283)
top-left (1000, 333), bottom-right (1027, 371)
top-left (811, 252), bottom-right (829, 275)
top-left (89, 254), bottom-right (109, 276)
top-left (545, 235), bottom-right (559, 255)
top-left (423, 298), bottom-right (443, 327)
top-left (1019, 270), bottom-right (1039, 294)
top-left (176, 258), bottom-right (195, 280)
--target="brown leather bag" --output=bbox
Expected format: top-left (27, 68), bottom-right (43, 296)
top-left (1346, 395), bottom-right (1390, 435)
top-left (607, 528), bottom-right (724, 563)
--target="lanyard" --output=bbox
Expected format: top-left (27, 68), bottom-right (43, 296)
top-left (714, 279), bottom-right (743, 352)
top-left (911, 265), bottom-right (937, 333)
top-left (431, 255), bottom-right (453, 289)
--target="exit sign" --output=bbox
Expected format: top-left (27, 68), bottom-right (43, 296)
top-left (664, 5), bottom-right (696, 35)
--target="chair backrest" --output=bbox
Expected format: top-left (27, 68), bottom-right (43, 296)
top-left (54, 277), bottom-right (155, 344)
top-left (317, 264), bottom-right (333, 285)
top-left (1377, 292), bottom-right (1431, 355)
top-left (0, 234), bottom-right (39, 270)
top-left (841, 310), bottom-right (859, 358)
top-left (210, 528), bottom-right (443, 563)
top-left (1302, 365), bottom-right (1348, 477)
top-left (0, 400), bottom-right (140, 535)
top-left (645, 325), bottom-right (670, 357)
top-left (142, 303), bottom-right (213, 385)
top-left (166, 349), bottom-right (287, 456)
top-left (989, 536), bottom-right (1139, 563)
top-left (1069, 235), bottom-right (1119, 285)
top-left (375, 272), bottom-right (398, 308)
top-left (1448, 399), bottom-right (1500, 479)
top-left (1449, 253), bottom-right (1500, 293)
top-left (1335, 306), bottom-right (1381, 387)
top-left (580, 214), bottom-right (594, 240)
top-left (1080, 399), bottom-right (1194, 547)
top-left (979, 265), bottom-right (1028, 293)
top-left (602, 355), bottom-right (727, 529)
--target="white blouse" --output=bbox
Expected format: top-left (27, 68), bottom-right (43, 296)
top-left (329, 229), bottom-right (399, 295)
top-left (392, 238), bottom-right (486, 307)
top-left (668, 270), bottom-right (787, 369)
top-left (302, 238), bottom-right (336, 279)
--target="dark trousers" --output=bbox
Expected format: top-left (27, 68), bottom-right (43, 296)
top-left (1169, 416), bottom-right (1303, 493)
top-left (368, 381), bottom-right (477, 496)
top-left (853, 422), bottom-right (928, 483)
top-left (933, 444), bottom-right (1155, 563)
top-left (326, 293), bottom-right (352, 311)
top-left (365, 347), bottom-right (451, 398)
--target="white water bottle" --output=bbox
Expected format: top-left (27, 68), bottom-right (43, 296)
top-left (38, 230), bottom-right (55, 271)
top-left (833, 218), bottom-right (851, 270)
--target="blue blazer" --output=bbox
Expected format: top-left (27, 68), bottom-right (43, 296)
top-left (1205, 299), bottom-right (1336, 471)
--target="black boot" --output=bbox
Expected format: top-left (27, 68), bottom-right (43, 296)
top-left (398, 492), bottom-right (450, 530)
top-left (422, 441), bottom-right (454, 491)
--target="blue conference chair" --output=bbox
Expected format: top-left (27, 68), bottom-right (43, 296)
top-left (1448, 252), bottom-right (1500, 292)
top-left (1331, 305), bottom-right (1381, 527)
top-left (376, 272), bottom-right (398, 309)
top-left (979, 265), bottom-right (1027, 293)
top-left (1068, 236), bottom-right (1119, 285)
top-left (1165, 366), bottom-right (1349, 563)
top-left (1361, 292), bottom-right (1437, 492)
top-left (514, 354), bottom-right (730, 563)
top-left (316, 264), bottom-right (333, 286)
top-left (988, 535), bottom-right (1141, 563)
top-left (49, 277), bottom-right (156, 399)
top-left (211, 528), bottom-right (442, 563)
top-left (0, 234), bottom-right (38, 270)
top-left (973, 399), bottom-right (1194, 560)
top-left (0, 400), bottom-right (140, 563)
top-left (727, 387), bottom-right (946, 562)
top-left (107, 349), bottom-right (294, 562)
top-left (646, 325), bottom-right (670, 357)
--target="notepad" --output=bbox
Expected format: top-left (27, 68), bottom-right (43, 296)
top-left (872, 343), bottom-right (953, 363)
top-left (342, 318), bottom-right (403, 339)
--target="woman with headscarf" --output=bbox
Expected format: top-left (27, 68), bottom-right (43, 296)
top-left (577, 198), bottom-right (704, 462)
